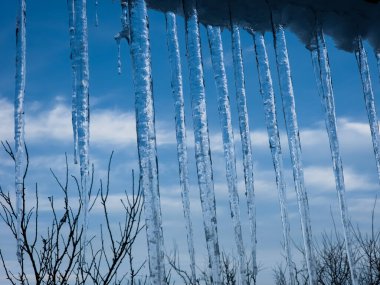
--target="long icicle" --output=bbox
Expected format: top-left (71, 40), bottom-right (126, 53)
top-left (116, 37), bottom-right (122, 74)
top-left (355, 38), bottom-right (380, 184)
top-left (15, 0), bottom-right (26, 265)
top-left (272, 23), bottom-right (317, 284)
top-left (375, 49), bottom-right (380, 77)
top-left (207, 25), bottom-right (247, 285)
top-left (165, 11), bottom-right (197, 284)
top-left (94, 0), bottom-right (99, 27)
top-left (231, 24), bottom-right (257, 282)
top-left (310, 27), bottom-right (358, 285)
top-left (376, 51), bottom-right (380, 80)
top-left (252, 30), bottom-right (295, 285)
top-left (129, 0), bottom-right (166, 283)
top-left (67, 0), bottom-right (79, 164)
top-left (74, 0), bottom-right (90, 263)
top-left (182, 1), bottom-right (222, 283)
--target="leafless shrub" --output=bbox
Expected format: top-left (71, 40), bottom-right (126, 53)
top-left (167, 247), bottom-right (260, 285)
top-left (274, 204), bottom-right (380, 285)
top-left (354, 198), bottom-right (380, 285)
top-left (0, 143), bottom-right (146, 285)
top-left (84, 152), bottom-right (146, 285)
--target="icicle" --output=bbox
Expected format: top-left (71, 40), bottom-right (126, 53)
top-left (15, 0), bottom-right (26, 265)
top-left (376, 51), bottom-right (380, 80)
top-left (251, 30), bottom-right (295, 285)
top-left (74, 0), bottom-right (90, 263)
top-left (116, 37), bottom-right (122, 74)
top-left (355, 38), bottom-right (380, 184)
top-left (207, 25), bottom-right (247, 285)
top-left (165, 11), bottom-right (197, 284)
top-left (310, 27), bottom-right (358, 285)
top-left (95, 0), bottom-right (99, 27)
top-left (114, 0), bottom-right (130, 74)
top-left (121, 0), bottom-right (130, 43)
top-left (129, 0), bottom-right (166, 283)
top-left (67, 0), bottom-right (78, 164)
top-left (272, 23), bottom-right (317, 284)
top-left (182, 1), bottom-right (222, 283)
top-left (231, 24), bottom-right (257, 281)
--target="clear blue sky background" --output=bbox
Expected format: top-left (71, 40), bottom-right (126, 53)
top-left (0, 1), bottom-right (379, 283)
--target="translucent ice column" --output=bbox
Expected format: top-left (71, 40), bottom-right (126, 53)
top-left (231, 24), bottom-right (257, 280)
top-left (376, 51), bottom-right (380, 81)
top-left (310, 27), bottom-right (358, 285)
top-left (182, 1), bottom-right (222, 283)
top-left (129, 0), bottom-right (166, 283)
top-left (165, 11), bottom-right (197, 284)
top-left (207, 25), bottom-right (247, 285)
top-left (114, 0), bottom-right (130, 74)
top-left (66, 0), bottom-right (78, 164)
top-left (15, 0), bottom-right (26, 265)
top-left (272, 23), bottom-right (317, 284)
top-left (251, 30), bottom-right (295, 285)
top-left (355, 38), bottom-right (380, 184)
top-left (73, 0), bottom-right (90, 261)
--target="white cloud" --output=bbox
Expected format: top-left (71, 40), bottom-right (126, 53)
top-left (1, 97), bottom-right (378, 235)
top-left (300, 118), bottom-right (372, 151)
top-left (90, 109), bottom-right (136, 147)
top-left (3, 96), bottom-right (372, 162)
top-left (27, 104), bottom-right (73, 141)
top-left (348, 197), bottom-right (379, 216)
top-left (0, 98), bottom-right (14, 141)
top-left (0, 98), bottom-right (176, 149)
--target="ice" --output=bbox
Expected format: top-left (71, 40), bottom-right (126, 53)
top-left (145, 0), bottom-right (380, 53)
top-left (67, 0), bottom-right (78, 164)
top-left (114, 0), bottom-right (130, 75)
top-left (116, 37), bottom-right (122, 74)
top-left (231, 24), bottom-right (257, 280)
top-left (15, 0), bottom-right (26, 265)
top-left (310, 27), bottom-right (358, 284)
top-left (165, 11), bottom-right (197, 284)
top-left (376, 51), bottom-right (380, 81)
top-left (129, 0), bottom-right (166, 283)
top-left (182, 1), bottom-right (222, 283)
top-left (251, 30), bottom-right (295, 285)
top-left (355, 38), bottom-right (380, 184)
top-left (73, 0), bottom-right (90, 262)
top-left (120, 0), bottom-right (131, 43)
top-left (272, 23), bottom-right (317, 284)
top-left (207, 25), bottom-right (247, 285)
top-left (95, 0), bottom-right (99, 27)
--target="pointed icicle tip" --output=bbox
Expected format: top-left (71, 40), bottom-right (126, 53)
top-left (115, 36), bottom-right (122, 74)
top-left (95, 0), bottom-right (99, 27)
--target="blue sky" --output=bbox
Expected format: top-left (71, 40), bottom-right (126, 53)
top-left (0, 0), bottom-right (380, 283)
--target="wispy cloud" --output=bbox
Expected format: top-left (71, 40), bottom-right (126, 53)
top-left (0, 97), bottom-right (176, 148)
top-left (304, 166), bottom-right (378, 193)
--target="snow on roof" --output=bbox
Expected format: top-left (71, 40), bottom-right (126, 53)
top-left (146, 0), bottom-right (380, 51)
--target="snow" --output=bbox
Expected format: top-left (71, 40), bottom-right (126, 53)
top-left (146, 0), bottom-right (380, 51)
